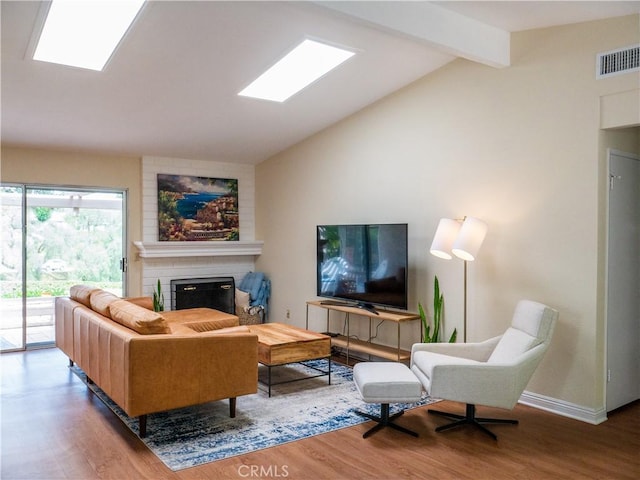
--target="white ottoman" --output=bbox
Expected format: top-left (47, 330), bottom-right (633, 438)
top-left (353, 362), bottom-right (422, 438)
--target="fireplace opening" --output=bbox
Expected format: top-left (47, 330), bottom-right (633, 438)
top-left (170, 277), bottom-right (235, 314)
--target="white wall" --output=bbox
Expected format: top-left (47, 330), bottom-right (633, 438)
top-left (139, 156), bottom-right (257, 303)
top-left (255, 15), bottom-right (639, 420)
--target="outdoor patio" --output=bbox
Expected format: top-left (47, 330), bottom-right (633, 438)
top-left (0, 297), bottom-right (56, 349)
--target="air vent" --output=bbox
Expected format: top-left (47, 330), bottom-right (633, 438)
top-left (596, 45), bottom-right (640, 79)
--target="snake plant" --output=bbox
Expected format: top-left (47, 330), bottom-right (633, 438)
top-left (153, 279), bottom-right (165, 312)
top-left (419, 276), bottom-right (457, 343)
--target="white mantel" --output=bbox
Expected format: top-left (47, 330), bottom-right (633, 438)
top-left (134, 241), bottom-right (263, 258)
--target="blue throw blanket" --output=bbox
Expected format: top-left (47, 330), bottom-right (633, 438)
top-left (239, 272), bottom-right (270, 313)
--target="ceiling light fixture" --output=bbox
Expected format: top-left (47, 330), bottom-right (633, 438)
top-left (238, 39), bottom-right (355, 103)
top-left (33, 0), bottom-right (145, 71)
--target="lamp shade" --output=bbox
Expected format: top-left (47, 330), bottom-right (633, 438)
top-left (452, 216), bottom-right (488, 261)
top-left (430, 218), bottom-right (462, 259)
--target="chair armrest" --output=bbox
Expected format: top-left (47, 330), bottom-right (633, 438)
top-left (411, 335), bottom-right (500, 365)
top-left (429, 343), bottom-right (548, 410)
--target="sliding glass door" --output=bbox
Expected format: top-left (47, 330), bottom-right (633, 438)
top-left (0, 185), bottom-right (126, 351)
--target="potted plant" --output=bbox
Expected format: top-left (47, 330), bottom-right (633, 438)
top-left (153, 279), bottom-right (164, 312)
top-left (418, 275), bottom-right (456, 343)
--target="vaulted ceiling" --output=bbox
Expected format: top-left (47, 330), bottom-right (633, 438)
top-left (2, 1), bottom-right (639, 164)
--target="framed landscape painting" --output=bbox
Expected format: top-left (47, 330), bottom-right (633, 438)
top-left (157, 174), bottom-right (239, 241)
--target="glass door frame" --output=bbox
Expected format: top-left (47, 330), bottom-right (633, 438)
top-left (1, 183), bottom-right (27, 351)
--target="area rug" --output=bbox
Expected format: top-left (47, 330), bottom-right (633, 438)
top-left (72, 361), bottom-right (436, 471)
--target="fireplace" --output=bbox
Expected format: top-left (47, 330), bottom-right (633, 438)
top-left (170, 277), bottom-right (235, 314)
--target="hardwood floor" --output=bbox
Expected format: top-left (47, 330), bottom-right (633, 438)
top-left (1, 348), bottom-right (638, 479)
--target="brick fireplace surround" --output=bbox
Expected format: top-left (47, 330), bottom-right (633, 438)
top-left (135, 156), bottom-right (263, 303)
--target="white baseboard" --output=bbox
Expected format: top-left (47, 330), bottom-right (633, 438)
top-left (519, 391), bottom-right (608, 425)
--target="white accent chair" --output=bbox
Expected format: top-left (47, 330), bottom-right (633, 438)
top-left (410, 300), bottom-right (558, 440)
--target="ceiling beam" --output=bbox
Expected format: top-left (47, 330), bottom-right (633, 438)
top-left (315, 1), bottom-right (510, 68)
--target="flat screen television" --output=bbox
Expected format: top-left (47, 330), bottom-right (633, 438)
top-left (316, 223), bottom-right (408, 312)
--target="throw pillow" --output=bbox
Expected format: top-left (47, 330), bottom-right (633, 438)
top-left (109, 299), bottom-right (170, 335)
top-left (236, 288), bottom-right (250, 313)
top-left (488, 327), bottom-right (539, 363)
top-left (70, 285), bottom-right (100, 308)
top-left (89, 290), bottom-right (119, 318)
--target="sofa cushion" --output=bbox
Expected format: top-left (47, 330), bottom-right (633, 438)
top-left (89, 290), bottom-right (119, 318)
top-left (208, 325), bottom-right (251, 335)
top-left (169, 323), bottom-right (200, 335)
top-left (162, 308), bottom-right (239, 332)
top-left (109, 299), bottom-right (171, 335)
top-left (70, 285), bottom-right (100, 308)
top-left (125, 296), bottom-right (154, 311)
top-left (171, 324), bottom-right (251, 336)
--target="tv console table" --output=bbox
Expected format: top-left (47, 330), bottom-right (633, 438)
top-left (306, 301), bottom-right (421, 363)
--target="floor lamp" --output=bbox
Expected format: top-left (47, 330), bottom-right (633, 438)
top-left (429, 216), bottom-right (488, 342)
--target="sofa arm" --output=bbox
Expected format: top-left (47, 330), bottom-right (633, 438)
top-left (55, 296), bottom-right (79, 361)
top-left (123, 331), bottom-right (258, 417)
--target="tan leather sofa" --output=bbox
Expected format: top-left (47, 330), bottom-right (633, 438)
top-left (55, 285), bottom-right (258, 437)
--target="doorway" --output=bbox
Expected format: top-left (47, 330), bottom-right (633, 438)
top-left (0, 185), bottom-right (126, 351)
top-left (606, 150), bottom-right (640, 412)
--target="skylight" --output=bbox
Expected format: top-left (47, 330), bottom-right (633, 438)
top-left (33, 0), bottom-right (145, 71)
top-left (238, 39), bottom-right (356, 102)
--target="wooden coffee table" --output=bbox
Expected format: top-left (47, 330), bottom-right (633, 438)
top-left (247, 322), bottom-right (331, 396)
